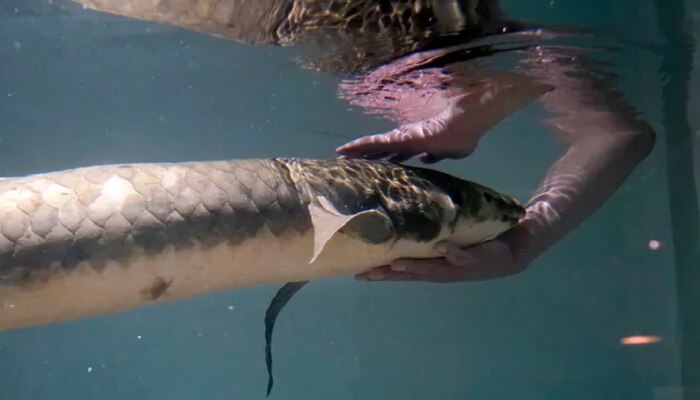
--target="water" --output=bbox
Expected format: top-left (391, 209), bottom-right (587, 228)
top-left (0, 0), bottom-right (696, 399)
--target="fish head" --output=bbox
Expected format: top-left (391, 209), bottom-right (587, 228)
top-left (413, 167), bottom-right (525, 246)
top-left (449, 181), bottom-right (525, 246)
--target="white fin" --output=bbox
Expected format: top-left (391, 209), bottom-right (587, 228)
top-left (308, 196), bottom-right (385, 264)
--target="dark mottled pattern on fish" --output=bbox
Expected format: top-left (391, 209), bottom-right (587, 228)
top-left (283, 158), bottom-right (456, 241)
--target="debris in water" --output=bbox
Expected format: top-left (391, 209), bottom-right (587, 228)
top-left (620, 335), bottom-right (662, 345)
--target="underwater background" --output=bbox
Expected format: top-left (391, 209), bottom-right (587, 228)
top-left (0, 0), bottom-right (698, 399)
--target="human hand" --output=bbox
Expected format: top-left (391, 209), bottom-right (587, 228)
top-left (356, 225), bottom-right (535, 283)
top-left (335, 102), bottom-right (481, 164)
top-left (336, 68), bottom-right (552, 164)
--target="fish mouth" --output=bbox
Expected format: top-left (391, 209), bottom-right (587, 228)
top-left (512, 200), bottom-right (527, 219)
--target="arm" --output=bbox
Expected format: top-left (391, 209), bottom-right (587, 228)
top-left (357, 48), bottom-right (655, 282)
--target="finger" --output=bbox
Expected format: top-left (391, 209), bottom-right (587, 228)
top-left (390, 258), bottom-right (449, 275)
top-left (335, 133), bottom-right (396, 157)
top-left (355, 267), bottom-right (422, 281)
top-left (335, 128), bottom-right (424, 158)
top-left (356, 271), bottom-right (423, 281)
top-left (358, 264), bottom-right (476, 283)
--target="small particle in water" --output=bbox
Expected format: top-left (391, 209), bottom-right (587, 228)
top-left (227, 305), bottom-right (234, 310)
top-left (87, 366), bottom-right (93, 373)
top-left (136, 335), bottom-right (142, 340)
top-left (146, 28), bottom-right (152, 33)
top-left (158, 115), bottom-right (165, 122)
top-left (648, 240), bottom-right (661, 250)
top-left (197, 332), bottom-right (204, 338)
top-left (101, 364), bottom-right (106, 368)
top-left (13, 41), bottom-right (22, 50)
top-left (7, 93), bottom-right (12, 98)
top-left (329, 340), bottom-right (335, 345)
top-left (188, 84), bottom-right (193, 89)
top-left (620, 335), bottom-right (662, 345)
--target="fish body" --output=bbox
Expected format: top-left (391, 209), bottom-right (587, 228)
top-left (0, 158), bottom-right (523, 332)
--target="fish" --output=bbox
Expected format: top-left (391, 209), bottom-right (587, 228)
top-left (0, 157), bottom-right (523, 393)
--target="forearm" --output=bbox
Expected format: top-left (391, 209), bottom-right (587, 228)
top-left (511, 125), bottom-right (654, 263)
top-left (509, 50), bottom-right (656, 264)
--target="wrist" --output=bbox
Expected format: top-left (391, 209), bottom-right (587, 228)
top-left (500, 217), bottom-right (543, 267)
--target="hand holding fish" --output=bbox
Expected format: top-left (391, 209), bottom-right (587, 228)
top-left (345, 48), bottom-right (655, 283)
top-left (356, 234), bottom-right (525, 282)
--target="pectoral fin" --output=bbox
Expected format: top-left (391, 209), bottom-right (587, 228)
top-left (307, 196), bottom-right (393, 264)
top-left (264, 281), bottom-right (308, 397)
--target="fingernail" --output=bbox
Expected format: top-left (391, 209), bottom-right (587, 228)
top-left (368, 270), bottom-right (386, 280)
top-left (391, 262), bottom-right (406, 271)
top-left (435, 242), bottom-right (448, 255)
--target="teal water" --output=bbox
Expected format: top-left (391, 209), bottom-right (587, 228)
top-left (0, 0), bottom-right (697, 399)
